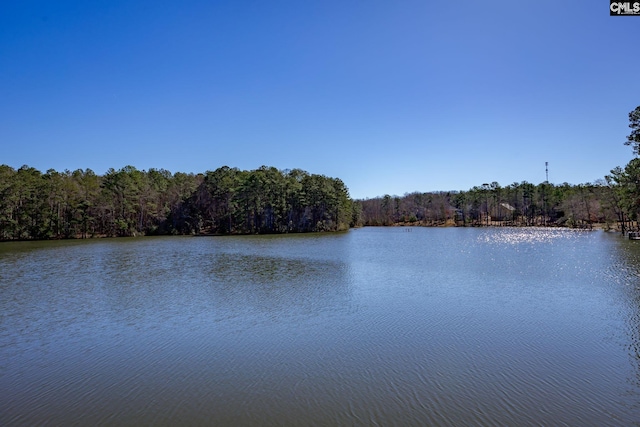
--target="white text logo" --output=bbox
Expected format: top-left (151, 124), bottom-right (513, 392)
top-left (610, 1), bottom-right (640, 15)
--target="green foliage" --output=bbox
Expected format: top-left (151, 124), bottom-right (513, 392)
top-left (604, 107), bottom-right (640, 231)
top-left (0, 165), bottom-right (355, 240)
top-left (188, 166), bottom-right (352, 234)
top-left (624, 106), bottom-right (640, 156)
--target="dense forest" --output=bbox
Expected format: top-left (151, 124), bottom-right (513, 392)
top-left (1, 106), bottom-right (639, 240)
top-left (0, 165), bottom-right (354, 240)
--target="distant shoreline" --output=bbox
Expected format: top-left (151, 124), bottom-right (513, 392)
top-left (1, 223), bottom-right (626, 244)
top-left (371, 220), bottom-right (626, 232)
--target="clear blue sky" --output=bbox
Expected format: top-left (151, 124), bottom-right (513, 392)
top-left (1, 1), bottom-right (639, 199)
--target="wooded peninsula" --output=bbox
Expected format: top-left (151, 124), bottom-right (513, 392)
top-left (0, 166), bottom-right (353, 240)
top-left (2, 106), bottom-right (639, 241)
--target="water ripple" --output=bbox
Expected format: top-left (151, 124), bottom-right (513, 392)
top-left (1, 231), bottom-right (640, 425)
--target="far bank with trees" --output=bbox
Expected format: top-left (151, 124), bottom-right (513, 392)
top-left (356, 105), bottom-right (640, 232)
top-left (2, 106), bottom-right (640, 240)
top-left (0, 166), bottom-right (354, 240)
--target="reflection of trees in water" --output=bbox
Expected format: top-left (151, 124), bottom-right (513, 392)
top-left (91, 241), bottom-right (354, 326)
top-left (208, 253), bottom-right (353, 320)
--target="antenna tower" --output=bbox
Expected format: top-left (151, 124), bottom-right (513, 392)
top-left (545, 162), bottom-right (549, 184)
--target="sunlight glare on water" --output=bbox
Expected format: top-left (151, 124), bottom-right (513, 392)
top-left (477, 226), bottom-right (591, 244)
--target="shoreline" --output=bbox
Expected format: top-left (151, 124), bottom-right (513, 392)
top-left (377, 220), bottom-right (624, 232)
top-left (0, 222), bottom-right (631, 243)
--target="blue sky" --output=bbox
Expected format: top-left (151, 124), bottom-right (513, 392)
top-left (1, 1), bottom-right (639, 199)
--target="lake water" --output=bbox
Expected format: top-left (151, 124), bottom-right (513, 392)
top-left (2, 227), bottom-right (640, 426)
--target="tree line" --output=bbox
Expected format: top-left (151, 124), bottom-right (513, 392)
top-left (357, 105), bottom-right (640, 232)
top-left (2, 106), bottom-right (639, 240)
top-left (0, 165), bottom-right (354, 240)
top-left (356, 181), bottom-right (617, 229)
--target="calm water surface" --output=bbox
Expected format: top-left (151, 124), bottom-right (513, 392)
top-left (2, 227), bottom-right (640, 426)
